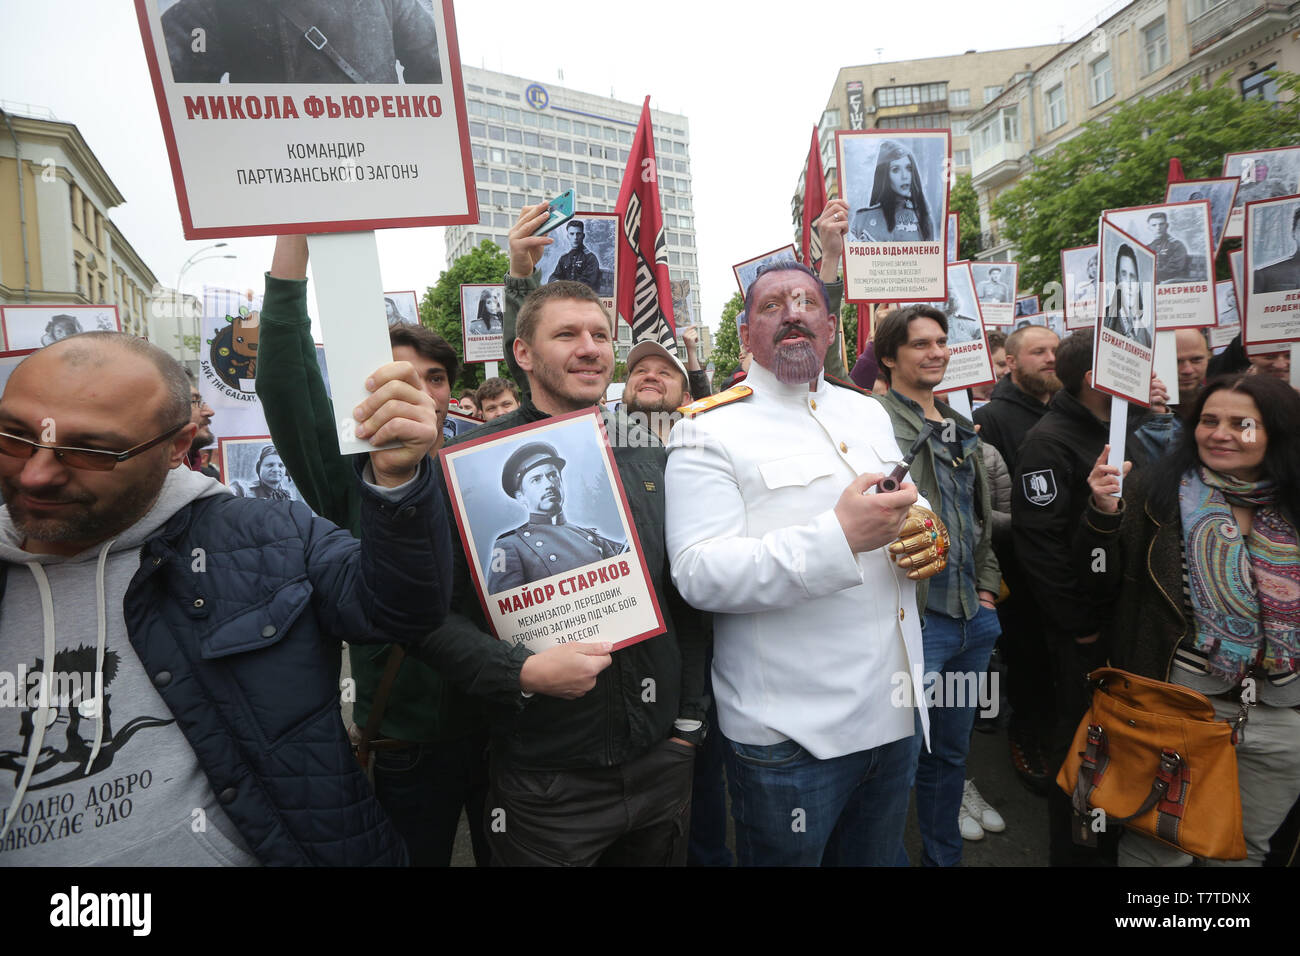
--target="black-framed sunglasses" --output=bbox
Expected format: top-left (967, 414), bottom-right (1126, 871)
top-left (0, 421), bottom-right (190, 472)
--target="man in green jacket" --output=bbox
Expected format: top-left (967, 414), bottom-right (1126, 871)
top-left (873, 304), bottom-right (1004, 866)
top-left (256, 236), bottom-right (489, 867)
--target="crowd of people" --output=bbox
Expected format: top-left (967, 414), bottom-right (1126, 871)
top-left (0, 198), bottom-right (1296, 869)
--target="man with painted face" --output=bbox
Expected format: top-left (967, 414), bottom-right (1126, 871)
top-left (665, 261), bottom-right (949, 866)
top-left (486, 442), bottom-right (626, 594)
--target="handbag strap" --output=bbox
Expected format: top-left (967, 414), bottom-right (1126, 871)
top-left (1071, 724), bottom-right (1191, 843)
top-left (271, 2), bottom-right (367, 84)
top-left (355, 646), bottom-right (406, 776)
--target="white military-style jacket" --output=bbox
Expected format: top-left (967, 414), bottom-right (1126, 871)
top-left (665, 361), bottom-right (930, 760)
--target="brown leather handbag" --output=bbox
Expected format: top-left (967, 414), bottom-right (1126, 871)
top-left (1056, 667), bottom-right (1247, 861)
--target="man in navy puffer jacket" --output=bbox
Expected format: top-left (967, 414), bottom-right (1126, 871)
top-left (0, 333), bottom-right (449, 866)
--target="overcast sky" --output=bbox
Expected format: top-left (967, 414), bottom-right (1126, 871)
top-left (1, 0), bottom-right (1119, 332)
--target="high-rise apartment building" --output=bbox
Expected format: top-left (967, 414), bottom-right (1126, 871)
top-left (448, 67), bottom-right (702, 364)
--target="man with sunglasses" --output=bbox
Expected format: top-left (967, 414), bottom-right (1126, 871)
top-left (0, 332), bottom-right (452, 865)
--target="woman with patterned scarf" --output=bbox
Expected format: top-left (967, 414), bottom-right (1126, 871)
top-left (1077, 373), bottom-right (1300, 865)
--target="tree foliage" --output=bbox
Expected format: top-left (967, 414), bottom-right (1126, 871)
top-left (992, 71), bottom-right (1300, 296)
top-left (950, 173), bottom-right (982, 262)
top-left (424, 240), bottom-right (513, 391)
top-left (710, 291), bottom-right (744, 392)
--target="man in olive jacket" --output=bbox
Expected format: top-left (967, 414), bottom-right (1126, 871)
top-left (872, 304), bottom-right (1002, 866)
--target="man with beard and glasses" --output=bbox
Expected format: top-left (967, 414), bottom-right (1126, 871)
top-left (665, 262), bottom-right (950, 866)
top-left (0, 332), bottom-right (452, 865)
top-left (419, 204), bottom-right (709, 867)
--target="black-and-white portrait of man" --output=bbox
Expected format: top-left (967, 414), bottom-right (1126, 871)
top-left (536, 216), bottom-right (616, 298)
top-left (486, 441), bottom-right (626, 594)
top-left (159, 0), bottom-right (444, 85)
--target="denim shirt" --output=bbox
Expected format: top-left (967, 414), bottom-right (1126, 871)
top-left (922, 416), bottom-right (981, 621)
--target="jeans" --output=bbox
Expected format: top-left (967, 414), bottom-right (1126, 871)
top-left (912, 605), bottom-right (1001, 866)
top-left (688, 665), bottom-right (733, 867)
top-left (372, 730), bottom-right (490, 867)
top-left (725, 719), bottom-right (922, 866)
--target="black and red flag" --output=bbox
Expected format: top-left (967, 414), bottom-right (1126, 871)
top-left (615, 97), bottom-right (676, 350)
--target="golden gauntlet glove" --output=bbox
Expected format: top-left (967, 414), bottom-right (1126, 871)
top-left (887, 506), bottom-right (950, 581)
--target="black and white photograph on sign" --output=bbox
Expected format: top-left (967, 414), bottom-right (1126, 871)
top-left (535, 213), bottom-right (617, 300)
top-left (1014, 312), bottom-right (1066, 338)
top-left (1212, 280), bottom-right (1241, 350)
top-left (0, 353), bottom-right (25, 398)
top-left (732, 245), bottom-right (797, 297)
top-left (443, 409), bottom-right (480, 442)
top-left (1103, 201), bottom-right (1215, 329)
top-left (383, 290), bottom-right (420, 327)
top-left (1165, 178), bottom-right (1238, 254)
top-left (1222, 146), bottom-right (1300, 238)
top-left (970, 261), bottom-right (1017, 326)
top-left (1094, 220), bottom-right (1156, 406)
top-left (459, 283), bottom-right (505, 364)
top-left (1061, 245), bottom-right (1099, 330)
top-left (158, 0), bottom-right (443, 84)
top-left (836, 129), bottom-right (949, 302)
top-left (0, 306), bottom-right (119, 353)
top-left (219, 437), bottom-right (303, 503)
top-left (1230, 247), bottom-right (1245, 318)
top-left (936, 263), bottom-right (994, 394)
top-left (947, 213), bottom-right (959, 263)
top-left (438, 409), bottom-right (664, 654)
top-left (1245, 195), bottom-right (1300, 347)
top-left (134, 0), bottom-right (476, 238)
top-left (1014, 295), bottom-right (1039, 319)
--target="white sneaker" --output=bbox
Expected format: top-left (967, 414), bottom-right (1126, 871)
top-left (963, 779), bottom-right (1005, 833)
top-left (958, 804), bottom-right (984, 841)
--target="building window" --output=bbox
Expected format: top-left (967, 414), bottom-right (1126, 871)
top-left (1242, 64), bottom-right (1278, 102)
top-left (877, 111), bottom-right (949, 130)
top-left (1002, 106), bottom-right (1019, 143)
top-left (951, 117), bottom-right (968, 136)
top-left (506, 128), bottom-right (522, 144)
top-left (1187, 0), bottom-right (1226, 19)
top-left (1141, 17), bottom-right (1169, 74)
top-left (471, 144), bottom-right (486, 161)
top-left (490, 147), bottom-right (505, 163)
top-left (983, 85), bottom-right (1003, 104)
top-left (469, 121), bottom-right (486, 138)
top-left (1046, 84), bottom-right (1067, 130)
top-left (874, 82), bottom-right (948, 109)
top-left (1090, 54), bottom-right (1114, 105)
top-left (953, 148), bottom-right (971, 167)
top-left (949, 89), bottom-right (970, 108)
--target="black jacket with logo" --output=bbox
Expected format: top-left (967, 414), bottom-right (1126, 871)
top-left (1010, 389), bottom-right (1143, 644)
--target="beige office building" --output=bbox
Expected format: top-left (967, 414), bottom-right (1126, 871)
top-left (792, 44), bottom-right (1068, 234)
top-left (969, 0), bottom-right (1300, 261)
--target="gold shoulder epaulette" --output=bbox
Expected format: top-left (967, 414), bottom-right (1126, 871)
top-left (677, 385), bottom-right (753, 418)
